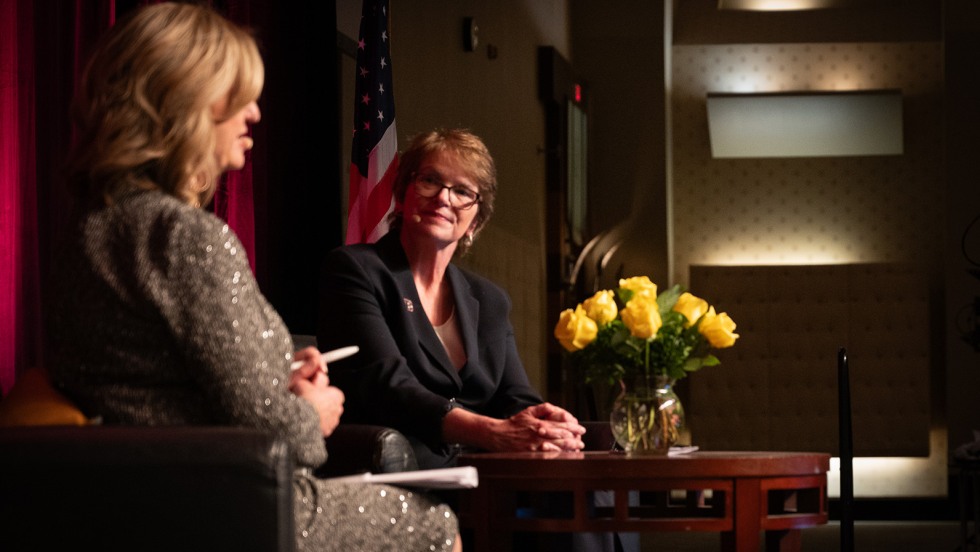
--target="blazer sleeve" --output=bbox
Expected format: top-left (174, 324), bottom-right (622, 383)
top-left (317, 246), bottom-right (457, 449)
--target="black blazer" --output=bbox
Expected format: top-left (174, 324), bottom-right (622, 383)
top-left (317, 232), bottom-right (542, 468)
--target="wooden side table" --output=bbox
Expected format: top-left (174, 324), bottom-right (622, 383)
top-left (457, 450), bottom-right (829, 552)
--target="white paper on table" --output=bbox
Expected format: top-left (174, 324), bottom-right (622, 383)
top-left (328, 466), bottom-right (479, 489)
top-left (668, 446), bottom-right (700, 456)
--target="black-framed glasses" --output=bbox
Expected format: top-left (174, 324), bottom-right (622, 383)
top-left (412, 173), bottom-right (481, 209)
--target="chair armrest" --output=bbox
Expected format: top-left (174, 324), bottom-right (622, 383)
top-left (317, 424), bottom-right (418, 477)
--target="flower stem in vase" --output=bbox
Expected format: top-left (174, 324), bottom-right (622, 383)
top-left (626, 401), bottom-right (635, 445)
top-left (646, 397), bottom-right (656, 444)
top-left (658, 407), bottom-right (670, 449)
top-left (643, 340), bottom-right (651, 389)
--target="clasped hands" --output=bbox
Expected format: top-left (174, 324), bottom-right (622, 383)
top-left (288, 346), bottom-right (345, 437)
top-left (491, 402), bottom-right (586, 453)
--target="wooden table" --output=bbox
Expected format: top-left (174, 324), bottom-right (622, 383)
top-left (457, 450), bottom-right (829, 552)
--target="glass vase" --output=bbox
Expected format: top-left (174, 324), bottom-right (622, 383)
top-left (609, 375), bottom-right (685, 455)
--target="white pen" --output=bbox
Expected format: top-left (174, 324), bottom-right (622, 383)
top-left (290, 345), bottom-right (360, 371)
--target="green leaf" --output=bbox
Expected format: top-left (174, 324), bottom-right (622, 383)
top-left (656, 284), bottom-right (685, 313)
top-left (616, 287), bottom-right (634, 305)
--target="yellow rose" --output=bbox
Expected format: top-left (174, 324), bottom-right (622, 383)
top-left (620, 296), bottom-right (662, 339)
top-left (582, 290), bottom-right (618, 326)
top-left (554, 305), bottom-right (598, 352)
top-left (699, 306), bottom-right (739, 348)
top-left (673, 292), bottom-right (709, 327)
top-left (618, 276), bottom-right (658, 300)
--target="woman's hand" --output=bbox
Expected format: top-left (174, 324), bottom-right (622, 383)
top-left (443, 403), bottom-right (586, 453)
top-left (289, 346), bottom-right (327, 377)
top-left (496, 403), bottom-right (586, 452)
top-left (288, 347), bottom-right (345, 436)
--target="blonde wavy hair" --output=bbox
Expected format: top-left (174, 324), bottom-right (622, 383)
top-left (390, 129), bottom-right (497, 255)
top-left (67, 2), bottom-right (264, 207)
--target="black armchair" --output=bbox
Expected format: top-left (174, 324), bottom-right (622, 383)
top-left (0, 425), bottom-right (295, 552)
top-left (320, 423), bottom-right (418, 477)
top-left (0, 342), bottom-right (419, 551)
top-left (0, 423), bottom-right (417, 552)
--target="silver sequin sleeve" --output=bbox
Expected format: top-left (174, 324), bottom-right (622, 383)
top-left (48, 190), bottom-right (325, 467)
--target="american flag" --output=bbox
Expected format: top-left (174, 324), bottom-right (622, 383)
top-left (347, 0), bottom-right (397, 244)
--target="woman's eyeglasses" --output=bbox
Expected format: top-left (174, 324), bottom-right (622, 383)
top-left (412, 173), bottom-right (481, 209)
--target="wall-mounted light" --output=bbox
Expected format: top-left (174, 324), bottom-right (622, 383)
top-left (718, 0), bottom-right (861, 10)
top-left (706, 90), bottom-right (903, 158)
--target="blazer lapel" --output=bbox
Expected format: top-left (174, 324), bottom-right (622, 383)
top-left (380, 235), bottom-right (462, 386)
top-left (447, 265), bottom-right (479, 376)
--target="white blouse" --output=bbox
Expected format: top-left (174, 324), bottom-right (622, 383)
top-left (433, 308), bottom-right (467, 370)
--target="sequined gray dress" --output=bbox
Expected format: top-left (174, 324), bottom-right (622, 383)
top-left (46, 190), bottom-right (457, 552)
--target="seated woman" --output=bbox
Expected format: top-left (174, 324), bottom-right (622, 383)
top-left (45, 4), bottom-right (459, 551)
top-left (317, 129), bottom-right (586, 469)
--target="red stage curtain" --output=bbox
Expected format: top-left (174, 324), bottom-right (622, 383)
top-left (213, 0), bottom-right (259, 272)
top-left (0, 0), bottom-right (116, 395)
top-left (0, 0), bottom-right (260, 393)
top-left (0, 0), bottom-right (37, 395)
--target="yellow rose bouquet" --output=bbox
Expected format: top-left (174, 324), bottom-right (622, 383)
top-left (554, 276), bottom-right (739, 386)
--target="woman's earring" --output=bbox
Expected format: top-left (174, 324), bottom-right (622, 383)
top-left (462, 234), bottom-right (474, 248)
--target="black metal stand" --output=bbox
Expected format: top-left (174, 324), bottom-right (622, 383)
top-left (956, 459), bottom-right (980, 552)
top-left (838, 347), bottom-right (854, 552)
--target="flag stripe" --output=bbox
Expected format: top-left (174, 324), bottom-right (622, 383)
top-left (346, 0), bottom-right (396, 244)
top-left (346, 161), bottom-right (397, 244)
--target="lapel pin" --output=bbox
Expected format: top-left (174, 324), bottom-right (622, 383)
top-left (403, 298), bottom-right (414, 312)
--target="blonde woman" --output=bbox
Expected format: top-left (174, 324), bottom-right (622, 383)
top-left (46, 4), bottom-right (459, 551)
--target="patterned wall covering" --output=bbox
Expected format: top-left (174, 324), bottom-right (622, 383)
top-left (689, 263), bottom-right (930, 457)
top-left (670, 42), bottom-right (943, 286)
